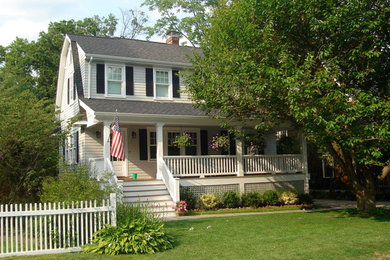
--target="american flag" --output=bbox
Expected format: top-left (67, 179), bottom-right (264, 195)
top-left (110, 115), bottom-right (125, 160)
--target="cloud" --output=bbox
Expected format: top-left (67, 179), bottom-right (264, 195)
top-left (0, 19), bottom-right (48, 45)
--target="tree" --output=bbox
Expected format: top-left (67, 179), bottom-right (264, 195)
top-left (0, 86), bottom-right (61, 203)
top-left (142, 0), bottom-right (220, 46)
top-left (119, 8), bottom-right (149, 39)
top-left (0, 15), bottom-right (118, 101)
top-left (185, 0), bottom-right (390, 211)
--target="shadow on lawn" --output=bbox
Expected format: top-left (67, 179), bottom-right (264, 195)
top-left (309, 208), bottom-right (390, 222)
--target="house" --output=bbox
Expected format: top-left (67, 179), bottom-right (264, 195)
top-left (55, 33), bottom-right (310, 214)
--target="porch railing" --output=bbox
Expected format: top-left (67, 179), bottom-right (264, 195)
top-left (159, 158), bottom-right (180, 202)
top-left (163, 154), bottom-right (303, 177)
top-left (244, 154), bottom-right (303, 174)
top-left (164, 155), bottom-right (237, 178)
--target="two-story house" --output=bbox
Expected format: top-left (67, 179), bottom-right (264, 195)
top-left (56, 33), bottom-right (309, 215)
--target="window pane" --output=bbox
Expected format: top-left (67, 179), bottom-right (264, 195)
top-left (156, 71), bottom-right (168, 84)
top-left (108, 81), bottom-right (121, 94)
top-left (168, 146), bottom-right (180, 156)
top-left (185, 146), bottom-right (197, 155)
top-left (150, 132), bottom-right (156, 145)
top-left (156, 84), bottom-right (168, 97)
top-left (150, 146), bottom-right (156, 159)
top-left (108, 67), bottom-right (122, 80)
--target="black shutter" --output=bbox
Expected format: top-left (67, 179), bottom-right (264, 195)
top-left (76, 131), bottom-right (79, 163)
top-left (220, 130), bottom-right (228, 155)
top-left (200, 130), bottom-right (208, 155)
top-left (139, 129), bottom-right (148, 160)
top-left (67, 78), bottom-right (70, 104)
top-left (172, 70), bottom-right (180, 98)
top-left (229, 133), bottom-right (236, 155)
top-left (96, 64), bottom-right (105, 94)
top-left (126, 66), bottom-right (134, 95)
top-left (145, 68), bottom-right (153, 97)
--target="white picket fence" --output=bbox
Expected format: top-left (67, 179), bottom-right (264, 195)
top-left (0, 193), bottom-right (116, 257)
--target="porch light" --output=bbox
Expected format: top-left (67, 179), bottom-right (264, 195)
top-left (132, 131), bottom-right (136, 139)
top-left (95, 131), bottom-right (101, 139)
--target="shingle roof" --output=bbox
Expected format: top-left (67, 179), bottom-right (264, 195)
top-left (80, 98), bottom-right (207, 116)
top-left (68, 34), bottom-right (201, 64)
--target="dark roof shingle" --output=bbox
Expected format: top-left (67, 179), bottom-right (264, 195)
top-left (68, 34), bottom-right (200, 64)
top-left (80, 98), bottom-right (206, 117)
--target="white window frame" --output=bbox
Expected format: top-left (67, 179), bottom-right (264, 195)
top-left (105, 64), bottom-right (125, 98)
top-left (147, 127), bottom-right (157, 161)
top-left (154, 68), bottom-right (172, 100)
top-left (163, 127), bottom-right (200, 156)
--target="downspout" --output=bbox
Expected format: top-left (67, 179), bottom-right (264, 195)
top-left (88, 56), bottom-right (93, 98)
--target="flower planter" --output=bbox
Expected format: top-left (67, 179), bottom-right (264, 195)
top-left (176, 211), bottom-right (186, 216)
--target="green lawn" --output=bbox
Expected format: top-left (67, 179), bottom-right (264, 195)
top-left (8, 210), bottom-right (390, 259)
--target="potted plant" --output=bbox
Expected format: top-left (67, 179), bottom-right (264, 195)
top-left (209, 134), bottom-right (230, 152)
top-left (175, 200), bottom-right (188, 216)
top-left (172, 132), bottom-right (192, 147)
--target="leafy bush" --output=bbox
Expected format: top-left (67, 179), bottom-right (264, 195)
top-left (116, 203), bottom-right (159, 226)
top-left (298, 193), bottom-right (313, 205)
top-left (242, 192), bottom-right (263, 207)
top-left (222, 191), bottom-right (240, 208)
top-left (199, 193), bottom-right (219, 210)
top-left (180, 187), bottom-right (197, 210)
top-left (82, 219), bottom-right (174, 255)
top-left (262, 190), bottom-right (280, 206)
top-left (279, 191), bottom-right (299, 205)
top-left (39, 164), bottom-right (114, 203)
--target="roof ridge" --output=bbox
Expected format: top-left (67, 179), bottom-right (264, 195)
top-left (67, 33), bottom-right (199, 49)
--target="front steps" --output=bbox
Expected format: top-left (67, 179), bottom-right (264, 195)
top-left (122, 180), bottom-right (176, 218)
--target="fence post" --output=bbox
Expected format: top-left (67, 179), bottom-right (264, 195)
top-left (110, 193), bottom-right (117, 227)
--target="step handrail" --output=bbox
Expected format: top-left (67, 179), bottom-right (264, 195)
top-left (159, 158), bottom-right (180, 203)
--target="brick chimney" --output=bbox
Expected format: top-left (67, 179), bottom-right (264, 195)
top-left (166, 31), bottom-right (180, 45)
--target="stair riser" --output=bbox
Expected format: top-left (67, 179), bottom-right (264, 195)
top-left (123, 195), bottom-right (172, 203)
top-left (122, 185), bottom-right (166, 192)
top-left (124, 190), bottom-right (169, 197)
top-left (122, 180), bottom-right (164, 186)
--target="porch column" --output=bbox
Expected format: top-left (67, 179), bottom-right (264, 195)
top-left (103, 121), bottom-right (111, 171)
top-left (156, 123), bottom-right (165, 180)
top-left (300, 132), bottom-right (309, 194)
top-left (235, 127), bottom-right (244, 177)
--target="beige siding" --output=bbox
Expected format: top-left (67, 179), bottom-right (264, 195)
top-left (83, 125), bottom-right (103, 159)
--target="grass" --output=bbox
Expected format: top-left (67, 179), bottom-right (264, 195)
top-left (186, 205), bottom-right (308, 215)
top-left (6, 209), bottom-right (390, 259)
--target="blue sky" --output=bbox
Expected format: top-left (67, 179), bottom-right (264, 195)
top-left (0, 0), bottom-right (159, 46)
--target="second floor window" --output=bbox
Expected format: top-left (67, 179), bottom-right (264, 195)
top-left (155, 70), bottom-right (169, 98)
top-left (107, 66), bottom-right (123, 95)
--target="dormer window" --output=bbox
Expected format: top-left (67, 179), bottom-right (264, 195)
top-left (106, 65), bottom-right (124, 96)
top-left (155, 70), bottom-right (170, 98)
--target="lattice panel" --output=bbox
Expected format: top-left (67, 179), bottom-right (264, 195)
top-left (244, 181), bottom-right (304, 193)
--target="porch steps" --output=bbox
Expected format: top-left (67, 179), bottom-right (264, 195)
top-left (122, 180), bottom-right (175, 218)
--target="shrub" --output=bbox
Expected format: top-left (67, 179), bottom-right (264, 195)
top-left (116, 203), bottom-right (159, 226)
top-left (39, 164), bottom-right (113, 203)
top-left (199, 193), bottom-right (219, 210)
top-left (242, 192), bottom-right (263, 207)
top-left (298, 193), bottom-right (313, 205)
top-left (262, 190), bottom-right (280, 206)
top-left (180, 187), bottom-right (197, 210)
top-left (82, 220), bottom-right (174, 255)
top-left (279, 191), bottom-right (299, 205)
top-left (222, 191), bottom-right (240, 208)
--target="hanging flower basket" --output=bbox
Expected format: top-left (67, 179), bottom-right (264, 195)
top-left (209, 134), bottom-right (230, 151)
top-left (172, 132), bottom-right (192, 147)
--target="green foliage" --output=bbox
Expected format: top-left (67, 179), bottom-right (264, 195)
top-left (279, 191), bottom-right (299, 205)
top-left (39, 164), bottom-right (113, 203)
top-left (180, 187), bottom-right (197, 210)
top-left (0, 87), bottom-right (60, 203)
top-left (185, 0), bottom-right (390, 210)
top-left (298, 193), bottom-right (313, 205)
top-left (199, 193), bottom-right (219, 210)
top-left (82, 220), bottom-right (174, 255)
top-left (142, 0), bottom-right (221, 46)
top-left (116, 203), bottom-right (160, 226)
top-left (262, 190), bottom-right (280, 206)
top-left (241, 192), bottom-right (263, 208)
top-left (221, 191), bottom-right (240, 208)
top-left (276, 136), bottom-right (300, 154)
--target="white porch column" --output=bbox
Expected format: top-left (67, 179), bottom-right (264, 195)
top-left (235, 127), bottom-right (244, 177)
top-left (103, 121), bottom-right (111, 171)
top-left (300, 132), bottom-right (309, 194)
top-left (156, 123), bottom-right (165, 180)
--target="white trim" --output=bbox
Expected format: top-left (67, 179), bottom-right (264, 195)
top-left (154, 68), bottom-right (172, 100)
top-left (147, 127), bottom-right (157, 161)
top-left (86, 54), bottom-right (192, 68)
top-left (105, 63), bottom-right (126, 98)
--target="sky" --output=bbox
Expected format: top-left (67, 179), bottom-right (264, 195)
top-left (0, 0), bottom-right (159, 46)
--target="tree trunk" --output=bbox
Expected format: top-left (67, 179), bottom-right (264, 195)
top-left (354, 185), bottom-right (376, 212)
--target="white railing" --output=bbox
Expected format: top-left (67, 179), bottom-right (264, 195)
top-left (164, 155), bottom-right (237, 178)
top-left (244, 154), bottom-right (303, 174)
top-left (159, 159), bottom-right (180, 202)
top-left (0, 194), bottom-right (116, 257)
